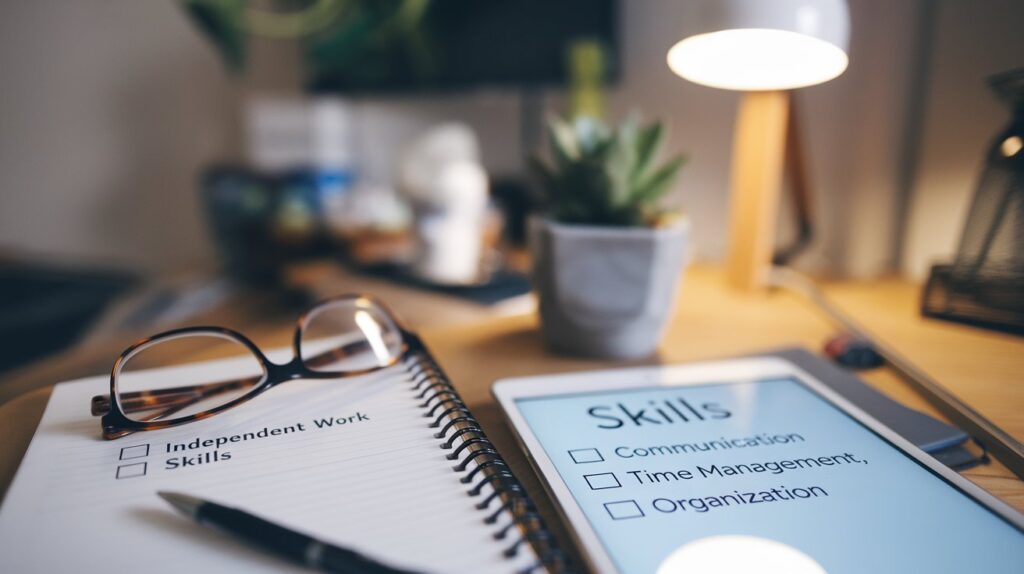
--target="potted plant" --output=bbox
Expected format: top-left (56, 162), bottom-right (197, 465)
top-left (530, 115), bottom-right (689, 359)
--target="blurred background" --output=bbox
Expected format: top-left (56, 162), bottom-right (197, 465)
top-left (0, 0), bottom-right (1022, 373)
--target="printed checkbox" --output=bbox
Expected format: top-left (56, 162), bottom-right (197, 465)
top-left (119, 444), bottom-right (150, 460)
top-left (116, 462), bottom-right (147, 479)
top-left (568, 448), bottom-right (604, 464)
top-left (604, 499), bottom-right (644, 520)
top-left (584, 472), bottom-right (622, 490)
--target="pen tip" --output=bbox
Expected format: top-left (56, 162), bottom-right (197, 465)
top-left (157, 491), bottom-right (204, 519)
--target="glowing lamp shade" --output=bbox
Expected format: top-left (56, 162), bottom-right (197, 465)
top-left (668, 29), bottom-right (847, 91)
top-left (667, 0), bottom-right (850, 91)
top-left (665, 1), bottom-right (850, 290)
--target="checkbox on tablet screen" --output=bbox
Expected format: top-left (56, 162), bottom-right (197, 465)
top-left (604, 500), bottom-right (644, 520)
top-left (584, 472), bottom-right (621, 490)
top-left (568, 448), bottom-right (604, 464)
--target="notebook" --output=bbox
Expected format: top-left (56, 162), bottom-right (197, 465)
top-left (0, 339), bottom-right (565, 573)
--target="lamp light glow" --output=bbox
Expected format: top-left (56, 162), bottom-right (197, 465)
top-left (667, 28), bottom-right (849, 91)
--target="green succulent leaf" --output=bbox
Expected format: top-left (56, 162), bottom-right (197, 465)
top-left (616, 113), bottom-right (641, 150)
top-left (633, 155), bottom-right (687, 205)
top-left (632, 122), bottom-right (664, 184)
top-left (605, 136), bottom-right (632, 207)
top-left (548, 116), bottom-right (580, 167)
top-left (533, 114), bottom-right (686, 227)
top-left (572, 116), bottom-right (610, 153)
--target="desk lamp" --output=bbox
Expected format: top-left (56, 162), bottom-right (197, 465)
top-left (667, 0), bottom-right (849, 289)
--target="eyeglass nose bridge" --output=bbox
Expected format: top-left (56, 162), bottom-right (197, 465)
top-left (264, 356), bottom-right (335, 386)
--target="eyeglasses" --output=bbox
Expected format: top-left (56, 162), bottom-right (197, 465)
top-left (91, 295), bottom-right (408, 440)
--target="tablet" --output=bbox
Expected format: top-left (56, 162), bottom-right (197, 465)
top-left (493, 357), bottom-right (1024, 573)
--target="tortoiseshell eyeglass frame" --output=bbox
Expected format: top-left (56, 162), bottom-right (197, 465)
top-left (91, 295), bottom-right (415, 440)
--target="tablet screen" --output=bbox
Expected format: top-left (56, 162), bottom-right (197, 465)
top-left (514, 378), bottom-right (1024, 573)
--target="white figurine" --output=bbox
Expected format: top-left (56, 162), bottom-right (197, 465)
top-left (399, 124), bottom-right (489, 285)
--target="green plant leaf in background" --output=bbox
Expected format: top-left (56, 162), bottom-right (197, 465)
top-left (183, 0), bottom-right (247, 71)
top-left (306, 0), bottom-right (436, 91)
top-left (180, 0), bottom-right (434, 88)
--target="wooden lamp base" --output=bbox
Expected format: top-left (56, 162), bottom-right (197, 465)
top-left (725, 90), bottom-right (790, 291)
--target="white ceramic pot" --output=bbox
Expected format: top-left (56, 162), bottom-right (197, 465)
top-left (529, 216), bottom-right (690, 359)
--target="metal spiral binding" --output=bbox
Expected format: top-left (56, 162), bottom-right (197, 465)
top-left (403, 344), bottom-right (570, 574)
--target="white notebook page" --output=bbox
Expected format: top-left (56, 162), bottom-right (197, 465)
top-left (0, 353), bottom-right (538, 573)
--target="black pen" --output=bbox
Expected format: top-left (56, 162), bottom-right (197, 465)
top-left (158, 491), bottom-right (421, 574)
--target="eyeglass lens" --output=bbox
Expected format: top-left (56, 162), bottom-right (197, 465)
top-left (115, 332), bottom-right (266, 423)
top-left (299, 298), bottom-right (404, 372)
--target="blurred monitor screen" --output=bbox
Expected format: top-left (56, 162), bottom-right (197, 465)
top-left (309, 0), bottom-right (618, 93)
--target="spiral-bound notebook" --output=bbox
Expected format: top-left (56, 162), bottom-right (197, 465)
top-left (0, 337), bottom-right (564, 573)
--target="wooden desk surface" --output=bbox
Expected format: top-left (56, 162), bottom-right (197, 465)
top-left (2, 266), bottom-right (1022, 547)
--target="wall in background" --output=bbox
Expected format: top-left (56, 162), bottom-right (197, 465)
top-left (0, 1), bottom-right (233, 272)
top-left (0, 1), bottom-right (1018, 280)
top-left (901, 0), bottom-right (1024, 280)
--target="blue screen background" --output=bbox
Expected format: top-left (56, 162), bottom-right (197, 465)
top-left (515, 379), bottom-right (1024, 573)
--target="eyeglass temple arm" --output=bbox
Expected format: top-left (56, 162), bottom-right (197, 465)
top-left (130, 385), bottom-right (241, 423)
top-left (92, 378), bottom-right (258, 416)
top-left (100, 378), bottom-right (262, 440)
top-left (302, 338), bottom-right (374, 369)
top-left (91, 339), bottom-right (374, 416)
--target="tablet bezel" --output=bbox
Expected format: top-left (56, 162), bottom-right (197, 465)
top-left (492, 356), bottom-right (1024, 573)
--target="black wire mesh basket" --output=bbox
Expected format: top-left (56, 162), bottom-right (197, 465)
top-left (923, 69), bottom-right (1024, 335)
